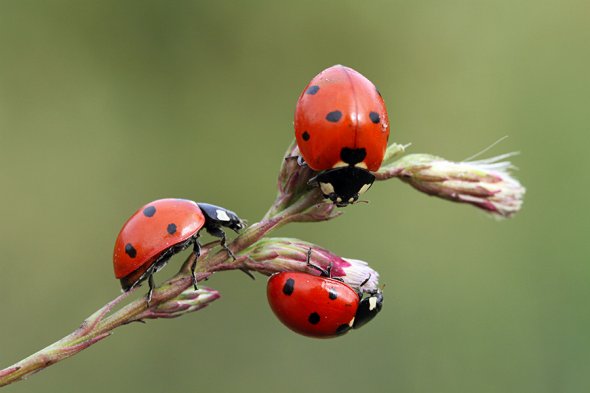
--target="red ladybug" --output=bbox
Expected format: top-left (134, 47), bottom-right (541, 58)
top-left (267, 271), bottom-right (383, 338)
top-left (294, 65), bottom-right (390, 207)
top-left (113, 198), bottom-right (244, 301)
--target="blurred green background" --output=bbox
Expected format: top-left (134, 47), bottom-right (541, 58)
top-left (1, 0), bottom-right (588, 392)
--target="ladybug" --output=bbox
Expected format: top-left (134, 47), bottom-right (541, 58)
top-left (266, 262), bottom-right (383, 338)
top-left (294, 65), bottom-right (390, 207)
top-left (113, 198), bottom-right (244, 301)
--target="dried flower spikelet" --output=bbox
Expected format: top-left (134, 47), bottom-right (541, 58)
top-left (134, 287), bottom-right (221, 320)
top-left (379, 153), bottom-right (525, 218)
top-left (340, 258), bottom-right (380, 292)
top-left (288, 200), bottom-right (342, 223)
top-left (276, 141), bottom-right (317, 203)
top-left (382, 142), bottom-right (411, 163)
top-left (244, 237), bottom-right (380, 292)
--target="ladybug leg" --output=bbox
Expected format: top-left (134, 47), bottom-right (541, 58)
top-left (283, 154), bottom-right (307, 168)
top-left (238, 256), bottom-right (258, 280)
top-left (360, 274), bottom-right (371, 287)
top-left (239, 267), bottom-right (256, 280)
top-left (304, 248), bottom-right (331, 277)
top-left (354, 274), bottom-right (373, 298)
top-left (191, 240), bottom-right (201, 290)
top-left (206, 226), bottom-right (237, 260)
top-left (307, 174), bottom-right (319, 187)
top-left (296, 155), bottom-right (307, 167)
top-left (146, 274), bottom-right (155, 306)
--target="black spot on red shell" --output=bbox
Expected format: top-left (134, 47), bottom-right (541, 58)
top-left (340, 147), bottom-right (367, 165)
top-left (336, 324), bottom-right (351, 335)
top-left (306, 85), bottom-right (320, 95)
top-left (125, 243), bottom-right (137, 258)
top-left (167, 223), bottom-right (177, 235)
top-left (143, 206), bottom-right (156, 217)
top-left (283, 278), bottom-right (295, 295)
top-left (369, 112), bottom-right (380, 124)
top-left (328, 288), bottom-right (338, 300)
top-left (326, 111), bottom-right (342, 122)
top-left (302, 131), bottom-right (310, 141)
top-left (308, 312), bottom-right (321, 325)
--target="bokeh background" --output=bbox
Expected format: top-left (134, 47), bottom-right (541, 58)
top-left (1, 1), bottom-right (588, 392)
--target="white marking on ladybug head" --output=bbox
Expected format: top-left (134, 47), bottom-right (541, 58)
top-left (319, 182), bottom-right (335, 196)
top-left (358, 183), bottom-right (372, 195)
top-left (333, 161), bottom-right (348, 168)
top-left (216, 209), bottom-right (231, 222)
top-left (348, 197), bottom-right (355, 203)
top-left (368, 296), bottom-right (378, 311)
top-left (354, 162), bottom-right (368, 169)
top-left (336, 197), bottom-right (343, 203)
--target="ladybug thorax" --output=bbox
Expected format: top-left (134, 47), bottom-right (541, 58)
top-left (316, 166), bottom-right (375, 207)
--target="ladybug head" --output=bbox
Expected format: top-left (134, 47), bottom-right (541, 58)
top-left (197, 203), bottom-right (245, 233)
top-left (315, 167), bottom-right (375, 207)
top-left (352, 290), bottom-right (383, 330)
top-left (221, 210), bottom-right (245, 233)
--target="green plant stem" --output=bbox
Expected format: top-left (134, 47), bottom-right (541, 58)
top-left (0, 139), bottom-right (525, 387)
top-left (0, 174), bottom-right (324, 388)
